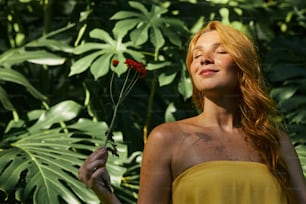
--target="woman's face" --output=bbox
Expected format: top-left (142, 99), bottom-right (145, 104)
top-left (190, 31), bottom-right (238, 97)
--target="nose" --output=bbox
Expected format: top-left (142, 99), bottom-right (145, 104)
top-left (200, 57), bottom-right (213, 65)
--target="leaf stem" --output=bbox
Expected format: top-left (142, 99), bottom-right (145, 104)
top-left (143, 49), bottom-right (159, 143)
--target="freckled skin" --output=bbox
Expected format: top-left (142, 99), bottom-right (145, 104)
top-left (189, 31), bottom-right (239, 97)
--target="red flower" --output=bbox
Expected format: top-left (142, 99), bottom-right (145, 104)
top-left (112, 59), bottom-right (119, 67)
top-left (125, 58), bottom-right (147, 77)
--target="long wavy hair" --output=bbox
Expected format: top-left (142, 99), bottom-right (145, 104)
top-left (186, 21), bottom-right (293, 203)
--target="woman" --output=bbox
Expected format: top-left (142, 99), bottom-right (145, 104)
top-left (78, 21), bottom-right (306, 204)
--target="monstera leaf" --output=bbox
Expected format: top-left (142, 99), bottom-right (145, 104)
top-left (0, 100), bottom-right (128, 204)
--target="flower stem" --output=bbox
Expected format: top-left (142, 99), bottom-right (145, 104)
top-left (118, 68), bottom-right (131, 104)
top-left (109, 71), bottom-right (116, 105)
top-left (104, 68), bottom-right (132, 148)
top-left (119, 71), bottom-right (139, 104)
top-left (104, 102), bottom-right (119, 147)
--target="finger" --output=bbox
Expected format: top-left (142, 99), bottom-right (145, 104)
top-left (78, 148), bottom-right (108, 182)
top-left (88, 167), bottom-right (112, 193)
top-left (86, 147), bottom-right (108, 163)
top-left (78, 160), bottom-right (97, 181)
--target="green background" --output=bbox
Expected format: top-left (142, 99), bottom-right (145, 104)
top-left (0, 0), bottom-right (305, 203)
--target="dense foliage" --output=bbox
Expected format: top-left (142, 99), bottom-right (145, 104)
top-left (0, 0), bottom-right (305, 203)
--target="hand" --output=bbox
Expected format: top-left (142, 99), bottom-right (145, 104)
top-left (78, 147), bottom-right (112, 196)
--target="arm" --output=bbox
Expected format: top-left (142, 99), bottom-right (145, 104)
top-left (137, 124), bottom-right (175, 204)
top-left (279, 132), bottom-right (306, 203)
top-left (78, 148), bottom-right (121, 204)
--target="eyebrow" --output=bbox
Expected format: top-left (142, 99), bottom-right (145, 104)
top-left (193, 42), bottom-right (222, 52)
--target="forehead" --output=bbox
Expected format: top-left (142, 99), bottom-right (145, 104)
top-left (195, 31), bottom-right (221, 47)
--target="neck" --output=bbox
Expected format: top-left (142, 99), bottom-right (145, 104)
top-left (198, 94), bottom-right (240, 131)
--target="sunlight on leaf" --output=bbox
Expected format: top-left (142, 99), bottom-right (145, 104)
top-left (69, 51), bottom-right (104, 76)
top-left (0, 68), bottom-right (46, 101)
top-left (0, 86), bottom-right (15, 111)
top-left (158, 71), bottom-right (177, 87)
top-left (1, 114), bottom-right (127, 204)
top-left (178, 63), bottom-right (192, 100)
top-left (28, 100), bottom-right (82, 132)
top-left (165, 102), bottom-right (177, 122)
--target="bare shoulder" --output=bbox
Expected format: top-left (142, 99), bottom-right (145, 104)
top-left (278, 131), bottom-right (306, 203)
top-left (278, 130), bottom-right (291, 141)
top-left (278, 130), bottom-right (294, 149)
top-left (148, 121), bottom-right (183, 144)
top-left (147, 117), bottom-right (197, 145)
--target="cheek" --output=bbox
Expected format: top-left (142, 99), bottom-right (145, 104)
top-left (189, 61), bottom-right (198, 75)
top-left (217, 56), bottom-right (235, 68)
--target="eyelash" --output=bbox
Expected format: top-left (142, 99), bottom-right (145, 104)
top-left (193, 50), bottom-right (227, 59)
top-left (216, 50), bottom-right (227, 54)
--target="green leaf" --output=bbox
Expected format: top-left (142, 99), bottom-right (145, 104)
top-left (90, 53), bottom-right (112, 79)
top-left (158, 71), bottom-right (177, 87)
top-left (4, 119), bottom-right (26, 135)
top-left (287, 110), bottom-right (306, 124)
top-left (130, 24), bottom-right (150, 46)
top-left (110, 1), bottom-right (186, 51)
top-left (124, 49), bottom-right (145, 62)
top-left (27, 110), bottom-right (45, 121)
top-left (28, 100), bottom-right (82, 132)
top-left (0, 130), bottom-right (100, 204)
top-left (270, 87), bottom-right (298, 102)
top-left (296, 145), bottom-right (306, 176)
top-left (178, 64), bottom-right (192, 100)
top-left (1, 104), bottom-right (128, 203)
top-left (27, 55), bottom-right (66, 65)
top-left (160, 25), bottom-right (182, 47)
top-left (128, 1), bottom-right (149, 15)
top-left (279, 96), bottom-right (306, 112)
top-left (146, 62), bottom-right (171, 71)
top-left (69, 50), bottom-right (104, 76)
top-left (110, 11), bottom-right (140, 20)
top-left (68, 118), bottom-right (108, 139)
top-left (72, 28), bottom-right (144, 78)
top-left (112, 54), bottom-right (129, 76)
top-left (268, 64), bottom-right (306, 82)
top-left (106, 132), bottom-right (128, 186)
top-left (0, 68), bottom-right (46, 101)
top-left (150, 26), bottom-right (165, 51)
top-left (0, 86), bottom-right (15, 111)
top-left (90, 29), bottom-right (115, 45)
top-left (159, 18), bottom-right (187, 47)
top-left (26, 38), bottom-right (73, 53)
top-left (164, 102), bottom-right (177, 122)
top-left (73, 43), bottom-right (108, 55)
top-left (0, 49), bottom-right (66, 66)
top-left (113, 19), bottom-right (139, 38)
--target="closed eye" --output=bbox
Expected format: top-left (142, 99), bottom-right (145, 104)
top-left (215, 46), bottom-right (227, 54)
top-left (194, 55), bottom-right (202, 59)
top-left (217, 51), bottom-right (227, 54)
top-left (215, 49), bottom-right (227, 54)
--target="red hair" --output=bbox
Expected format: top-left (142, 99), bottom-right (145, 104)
top-left (186, 21), bottom-right (293, 203)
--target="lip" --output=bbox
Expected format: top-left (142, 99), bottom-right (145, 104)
top-left (199, 69), bottom-right (219, 76)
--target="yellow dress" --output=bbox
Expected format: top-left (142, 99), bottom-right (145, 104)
top-left (172, 160), bottom-right (287, 204)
